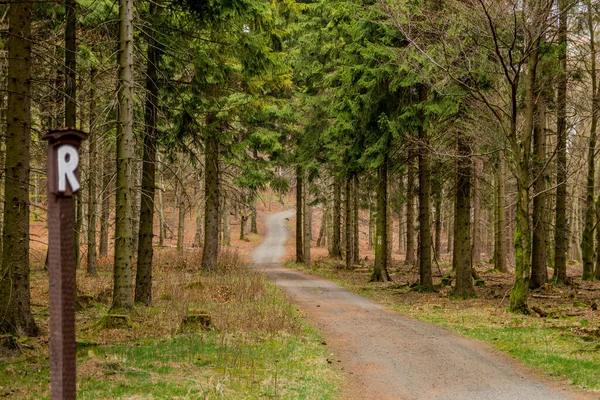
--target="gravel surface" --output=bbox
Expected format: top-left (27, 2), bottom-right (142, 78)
top-left (252, 210), bottom-right (595, 400)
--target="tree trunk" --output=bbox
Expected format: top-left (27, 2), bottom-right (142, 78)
top-left (433, 184), bottom-right (442, 261)
top-left (250, 196), bottom-right (258, 234)
top-left (406, 157), bottom-right (416, 264)
top-left (295, 165), bottom-right (304, 263)
top-left (345, 176), bottom-right (353, 269)
top-left (369, 203), bottom-right (375, 249)
top-left (494, 155), bottom-right (508, 272)
top-left (157, 153), bottom-right (167, 247)
top-left (112, 0), bottom-right (135, 312)
top-left (371, 158), bottom-right (391, 282)
top-left (135, 5), bottom-right (160, 304)
top-left (177, 177), bottom-right (186, 254)
top-left (304, 177), bottom-right (311, 265)
top-left (330, 176), bottom-right (342, 258)
top-left (554, 0), bottom-right (568, 284)
top-left (202, 118), bottom-right (220, 271)
top-left (418, 85), bottom-right (433, 291)
top-left (353, 174), bottom-right (360, 264)
top-left (0, 1), bottom-right (38, 336)
top-left (583, 0), bottom-right (598, 281)
top-left (87, 68), bottom-right (98, 277)
top-left (471, 157), bottom-right (482, 265)
top-left (398, 173), bottom-right (405, 254)
top-left (66, 0), bottom-right (79, 269)
top-left (99, 147), bottom-right (110, 258)
top-left (453, 132), bottom-right (475, 298)
top-left (531, 93), bottom-right (548, 288)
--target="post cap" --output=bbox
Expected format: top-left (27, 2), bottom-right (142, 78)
top-left (42, 127), bottom-right (88, 143)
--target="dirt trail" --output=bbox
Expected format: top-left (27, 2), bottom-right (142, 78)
top-left (252, 210), bottom-right (594, 400)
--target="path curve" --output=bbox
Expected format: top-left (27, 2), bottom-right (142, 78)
top-left (252, 210), bottom-right (586, 400)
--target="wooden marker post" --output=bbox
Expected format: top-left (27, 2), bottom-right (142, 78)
top-left (43, 128), bottom-right (88, 400)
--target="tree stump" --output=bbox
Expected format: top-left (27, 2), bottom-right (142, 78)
top-left (177, 311), bottom-right (212, 334)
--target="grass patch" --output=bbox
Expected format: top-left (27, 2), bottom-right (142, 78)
top-left (0, 249), bottom-right (339, 399)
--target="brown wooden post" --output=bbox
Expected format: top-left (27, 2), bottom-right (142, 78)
top-left (42, 128), bottom-right (88, 400)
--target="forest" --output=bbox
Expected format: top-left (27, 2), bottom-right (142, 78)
top-left (1, 0), bottom-right (600, 398)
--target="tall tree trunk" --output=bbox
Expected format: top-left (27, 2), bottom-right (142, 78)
top-left (554, 0), bottom-right (568, 284)
top-left (0, 2), bottom-right (38, 336)
top-left (418, 85), bottom-right (433, 291)
top-left (304, 177), bottom-right (311, 265)
top-left (177, 176), bottom-right (186, 254)
top-left (371, 158), bottom-right (391, 282)
top-left (434, 187), bottom-right (442, 261)
top-left (353, 174), bottom-right (360, 264)
top-left (330, 176), bottom-right (342, 258)
top-left (99, 147), bottom-right (110, 258)
top-left (531, 93), bottom-right (548, 288)
top-left (66, 0), bottom-right (79, 270)
top-left (250, 196), bottom-right (258, 234)
top-left (87, 68), bottom-right (98, 277)
top-left (135, 4), bottom-right (160, 304)
top-left (584, 0), bottom-right (598, 281)
top-left (454, 132), bottom-right (475, 298)
top-left (369, 203), bottom-right (374, 249)
top-left (406, 157), bottom-right (416, 264)
top-left (112, 0), bottom-right (135, 312)
top-left (157, 153), bottom-right (167, 247)
top-left (295, 165), bottom-right (304, 263)
top-left (398, 173), bottom-right (405, 254)
top-left (202, 118), bottom-right (220, 271)
top-left (494, 155), bottom-right (508, 272)
top-left (471, 157), bottom-right (482, 265)
top-left (345, 176), bottom-right (353, 268)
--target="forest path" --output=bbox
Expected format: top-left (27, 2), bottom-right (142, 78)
top-left (252, 210), bottom-right (590, 400)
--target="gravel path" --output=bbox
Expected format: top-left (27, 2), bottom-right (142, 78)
top-left (252, 210), bottom-right (592, 400)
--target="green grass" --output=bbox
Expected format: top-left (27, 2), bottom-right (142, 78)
top-left (1, 328), bottom-right (338, 399)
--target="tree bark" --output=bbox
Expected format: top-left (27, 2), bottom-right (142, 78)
top-left (471, 157), bottom-right (482, 265)
top-left (317, 206), bottom-right (327, 247)
top-left (418, 85), bottom-right (433, 291)
top-left (554, 0), bottom-right (568, 284)
top-left (202, 117), bottom-right (220, 271)
top-left (295, 165), bottom-right (304, 263)
top-left (494, 155), bottom-right (508, 272)
top-left (87, 68), bottom-right (98, 277)
top-left (304, 176), bottom-right (311, 265)
top-left (531, 93), bottom-right (548, 288)
top-left (112, 0), bottom-right (136, 312)
top-left (135, 4), bottom-right (161, 304)
top-left (406, 157), bottom-right (416, 264)
top-left (345, 176), bottom-right (353, 269)
top-left (0, 1), bottom-right (38, 336)
top-left (453, 132), bottom-right (475, 298)
top-left (353, 174), bottom-right (360, 264)
top-left (330, 176), bottom-right (342, 258)
top-left (433, 183), bottom-right (442, 261)
top-left (398, 172), bottom-right (405, 254)
top-left (250, 196), bottom-right (258, 234)
top-left (371, 158), bottom-right (391, 282)
top-left (583, 0), bottom-right (598, 281)
top-left (99, 147), bottom-right (110, 258)
top-left (157, 153), bottom-right (167, 247)
top-left (177, 176), bottom-right (186, 253)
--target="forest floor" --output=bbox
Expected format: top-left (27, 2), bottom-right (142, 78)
top-left (0, 195), bottom-right (340, 399)
top-left (272, 206), bottom-right (600, 399)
